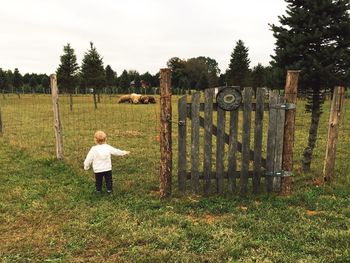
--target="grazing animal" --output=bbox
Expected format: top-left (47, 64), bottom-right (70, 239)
top-left (147, 95), bottom-right (156, 104)
top-left (140, 95), bottom-right (149, 104)
top-left (130, 93), bottom-right (142, 104)
top-left (118, 94), bottom-right (131, 103)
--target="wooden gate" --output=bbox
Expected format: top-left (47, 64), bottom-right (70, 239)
top-left (177, 87), bottom-right (291, 195)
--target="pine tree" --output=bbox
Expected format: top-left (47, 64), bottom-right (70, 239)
top-left (226, 40), bottom-right (251, 87)
top-left (81, 42), bottom-right (105, 93)
top-left (105, 65), bottom-right (116, 88)
top-left (13, 68), bottom-right (23, 90)
top-left (118, 70), bottom-right (130, 92)
top-left (271, 0), bottom-right (350, 171)
top-left (29, 76), bottom-right (37, 91)
top-left (251, 64), bottom-right (266, 95)
top-left (0, 68), bottom-right (7, 91)
top-left (56, 43), bottom-right (79, 93)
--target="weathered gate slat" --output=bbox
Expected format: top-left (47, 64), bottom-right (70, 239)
top-left (272, 97), bottom-right (286, 192)
top-left (253, 88), bottom-right (265, 193)
top-left (241, 87), bottom-right (252, 194)
top-left (203, 89), bottom-right (213, 195)
top-left (191, 92), bottom-right (200, 193)
top-left (178, 95), bottom-right (187, 193)
top-left (216, 107), bottom-right (225, 194)
top-left (266, 91), bottom-right (278, 192)
top-left (228, 110), bottom-right (238, 193)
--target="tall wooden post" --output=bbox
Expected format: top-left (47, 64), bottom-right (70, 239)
top-left (159, 68), bottom-right (172, 198)
top-left (323, 86), bottom-right (345, 182)
top-left (281, 70), bottom-right (300, 194)
top-left (50, 74), bottom-right (64, 160)
top-left (0, 104), bottom-right (3, 136)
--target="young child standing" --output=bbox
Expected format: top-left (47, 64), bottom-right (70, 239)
top-left (84, 131), bottom-right (130, 194)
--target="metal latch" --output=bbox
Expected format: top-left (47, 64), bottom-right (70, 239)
top-left (265, 171), bottom-right (293, 177)
top-left (270, 103), bottom-right (296, 110)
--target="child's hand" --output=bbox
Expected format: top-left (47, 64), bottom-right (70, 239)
top-left (124, 151), bottom-right (130, 155)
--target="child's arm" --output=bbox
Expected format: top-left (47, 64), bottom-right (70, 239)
top-left (109, 145), bottom-right (130, 156)
top-left (83, 148), bottom-right (94, 170)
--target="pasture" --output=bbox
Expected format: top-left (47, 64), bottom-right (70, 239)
top-left (0, 93), bottom-right (349, 262)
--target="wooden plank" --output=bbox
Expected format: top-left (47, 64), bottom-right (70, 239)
top-left (50, 74), bottom-right (64, 160)
top-left (216, 106), bottom-right (225, 194)
top-left (178, 95), bottom-right (187, 193)
top-left (253, 88), bottom-right (265, 193)
top-left (186, 111), bottom-right (267, 169)
top-left (203, 89), bottom-right (213, 195)
top-left (323, 86), bottom-right (345, 182)
top-left (191, 92), bottom-right (200, 193)
top-left (0, 104), bottom-right (3, 135)
top-left (228, 110), bottom-right (238, 193)
top-left (159, 68), bottom-right (172, 199)
top-left (266, 90), bottom-right (278, 192)
top-left (272, 96), bottom-right (286, 192)
top-left (281, 70), bottom-right (299, 194)
top-left (241, 87), bottom-right (252, 194)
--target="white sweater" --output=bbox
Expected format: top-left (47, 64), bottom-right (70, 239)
top-left (84, 144), bottom-right (127, 173)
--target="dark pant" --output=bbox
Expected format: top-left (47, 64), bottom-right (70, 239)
top-left (95, 170), bottom-right (113, 192)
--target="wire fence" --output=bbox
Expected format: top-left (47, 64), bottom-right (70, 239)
top-left (0, 91), bottom-right (348, 183)
top-left (0, 93), bottom-right (161, 179)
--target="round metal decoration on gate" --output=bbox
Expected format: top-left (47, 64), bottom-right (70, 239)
top-left (216, 86), bottom-right (242, 111)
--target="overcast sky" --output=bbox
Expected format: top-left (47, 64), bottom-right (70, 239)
top-left (0, 0), bottom-right (287, 75)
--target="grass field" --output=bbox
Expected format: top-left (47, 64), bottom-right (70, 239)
top-left (0, 93), bottom-right (349, 262)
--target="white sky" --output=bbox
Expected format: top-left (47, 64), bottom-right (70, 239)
top-left (0, 0), bottom-right (287, 75)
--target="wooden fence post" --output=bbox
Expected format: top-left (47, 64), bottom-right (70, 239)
top-left (281, 70), bottom-right (300, 194)
top-left (0, 104), bottom-right (3, 136)
top-left (159, 68), bottom-right (172, 198)
top-left (323, 86), bottom-right (345, 182)
top-left (50, 74), bottom-right (64, 160)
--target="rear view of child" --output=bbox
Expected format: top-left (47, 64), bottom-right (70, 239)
top-left (84, 131), bottom-right (130, 194)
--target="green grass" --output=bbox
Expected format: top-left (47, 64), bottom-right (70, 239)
top-left (0, 93), bottom-right (349, 262)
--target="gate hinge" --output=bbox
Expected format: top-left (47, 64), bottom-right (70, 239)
top-left (265, 171), bottom-right (293, 177)
top-left (270, 103), bottom-right (296, 110)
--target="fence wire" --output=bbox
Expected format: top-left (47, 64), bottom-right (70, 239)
top-left (0, 93), bottom-right (160, 179)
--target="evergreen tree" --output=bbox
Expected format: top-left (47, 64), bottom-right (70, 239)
top-left (251, 63), bottom-right (266, 92)
top-left (105, 65), bottom-right (116, 88)
top-left (56, 43), bottom-right (79, 93)
top-left (226, 40), bottom-right (251, 87)
top-left (118, 70), bottom-right (130, 92)
top-left (13, 68), bottom-right (23, 90)
top-left (0, 68), bottom-right (7, 91)
top-left (29, 76), bottom-right (37, 90)
top-left (81, 42), bottom-right (105, 93)
top-left (22, 73), bottom-right (31, 85)
top-left (41, 75), bottom-right (50, 90)
top-left (271, 0), bottom-right (350, 171)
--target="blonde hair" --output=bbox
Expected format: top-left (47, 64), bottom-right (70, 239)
top-left (94, 130), bottom-right (107, 144)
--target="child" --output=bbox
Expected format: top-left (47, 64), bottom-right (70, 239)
top-left (84, 130), bottom-right (130, 194)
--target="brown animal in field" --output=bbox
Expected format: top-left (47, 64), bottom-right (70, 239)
top-left (130, 93), bottom-right (142, 104)
top-left (140, 95), bottom-right (149, 104)
top-left (147, 95), bottom-right (156, 104)
top-left (118, 94), bottom-right (131, 103)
